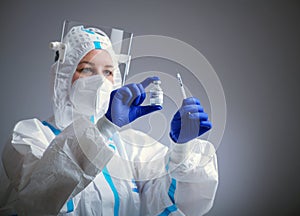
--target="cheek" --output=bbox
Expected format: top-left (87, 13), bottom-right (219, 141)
top-left (71, 72), bottom-right (80, 85)
top-left (107, 76), bottom-right (114, 84)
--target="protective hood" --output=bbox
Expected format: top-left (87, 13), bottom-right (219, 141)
top-left (50, 25), bottom-right (122, 130)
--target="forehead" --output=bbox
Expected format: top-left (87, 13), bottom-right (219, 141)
top-left (80, 49), bottom-right (113, 65)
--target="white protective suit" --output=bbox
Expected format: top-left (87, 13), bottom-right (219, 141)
top-left (0, 25), bottom-right (218, 216)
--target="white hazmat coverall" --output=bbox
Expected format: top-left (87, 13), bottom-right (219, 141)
top-left (0, 26), bottom-right (218, 216)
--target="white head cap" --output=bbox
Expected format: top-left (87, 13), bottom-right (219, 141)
top-left (50, 25), bottom-right (122, 129)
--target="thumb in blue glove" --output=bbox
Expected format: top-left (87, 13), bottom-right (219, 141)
top-left (169, 97), bottom-right (212, 143)
top-left (105, 76), bottom-right (162, 127)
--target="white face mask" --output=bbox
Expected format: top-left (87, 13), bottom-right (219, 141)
top-left (69, 75), bottom-right (113, 122)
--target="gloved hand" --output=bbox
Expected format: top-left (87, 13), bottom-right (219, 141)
top-left (169, 97), bottom-right (212, 143)
top-left (105, 76), bottom-right (162, 127)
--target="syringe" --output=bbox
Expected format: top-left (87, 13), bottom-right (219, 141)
top-left (177, 73), bottom-right (187, 99)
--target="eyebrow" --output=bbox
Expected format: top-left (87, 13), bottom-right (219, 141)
top-left (78, 61), bottom-right (95, 66)
top-left (78, 61), bottom-right (114, 68)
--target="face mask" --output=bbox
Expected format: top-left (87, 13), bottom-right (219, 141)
top-left (69, 75), bottom-right (113, 122)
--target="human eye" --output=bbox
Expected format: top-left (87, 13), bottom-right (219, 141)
top-left (77, 67), bottom-right (95, 75)
top-left (102, 69), bottom-right (113, 77)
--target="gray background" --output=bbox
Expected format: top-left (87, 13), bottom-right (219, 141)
top-left (0, 0), bottom-right (299, 215)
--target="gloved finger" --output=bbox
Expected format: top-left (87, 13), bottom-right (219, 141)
top-left (182, 97), bottom-right (201, 106)
top-left (140, 76), bottom-right (160, 88)
top-left (200, 120), bottom-right (212, 130)
top-left (181, 104), bottom-right (204, 114)
top-left (187, 112), bottom-right (208, 121)
top-left (135, 105), bottom-right (162, 118)
top-left (135, 83), bottom-right (146, 106)
top-left (127, 83), bottom-right (142, 105)
top-left (115, 86), bottom-right (132, 104)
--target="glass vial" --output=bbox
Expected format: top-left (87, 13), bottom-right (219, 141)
top-left (150, 80), bottom-right (163, 106)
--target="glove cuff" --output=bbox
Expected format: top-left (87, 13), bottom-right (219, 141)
top-left (169, 140), bottom-right (193, 164)
top-left (97, 116), bottom-right (119, 140)
top-left (169, 131), bottom-right (178, 143)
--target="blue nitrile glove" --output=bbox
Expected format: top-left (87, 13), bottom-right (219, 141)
top-left (169, 97), bottom-right (212, 143)
top-left (105, 77), bottom-right (162, 127)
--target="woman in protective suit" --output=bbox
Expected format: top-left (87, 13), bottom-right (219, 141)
top-left (0, 25), bottom-right (218, 216)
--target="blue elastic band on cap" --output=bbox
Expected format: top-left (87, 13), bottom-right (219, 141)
top-left (94, 41), bottom-right (101, 49)
top-left (81, 27), bottom-right (95, 34)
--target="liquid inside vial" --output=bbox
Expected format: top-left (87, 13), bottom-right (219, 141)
top-left (150, 80), bottom-right (163, 106)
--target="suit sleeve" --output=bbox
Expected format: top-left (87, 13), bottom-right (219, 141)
top-left (140, 139), bottom-right (218, 216)
top-left (168, 139), bottom-right (218, 216)
top-left (1, 117), bottom-right (114, 216)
